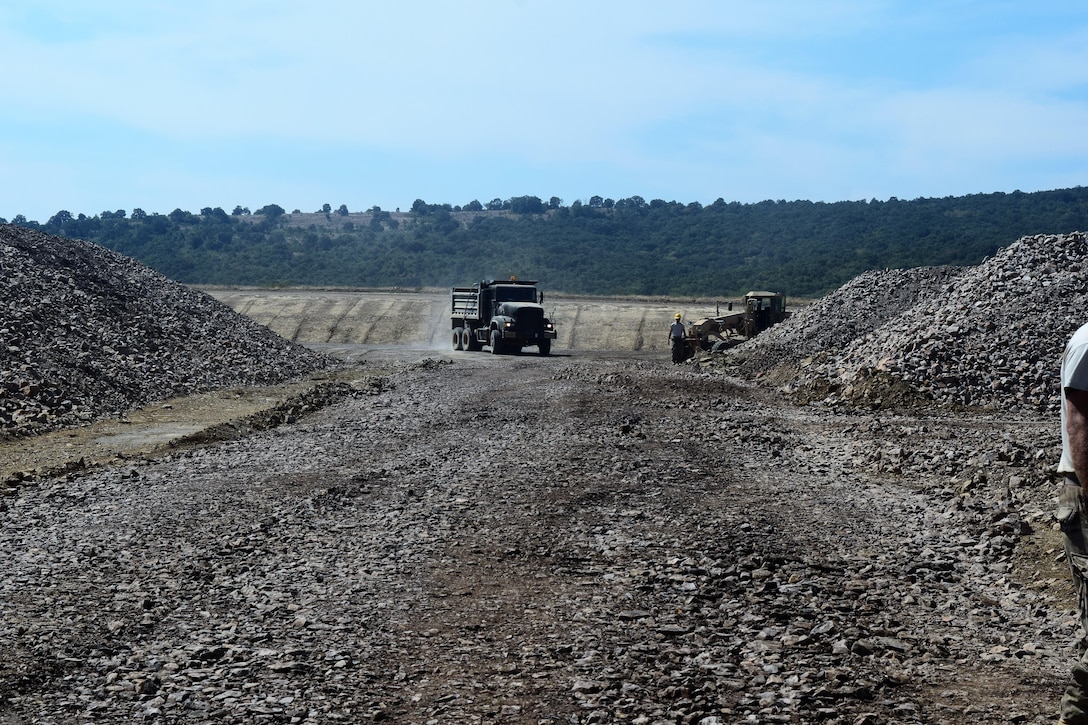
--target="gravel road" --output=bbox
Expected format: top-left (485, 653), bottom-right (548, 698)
top-left (0, 347), bottom-right (1074, 724)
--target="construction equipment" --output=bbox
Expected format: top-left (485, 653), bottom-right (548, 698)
top-left (741, 291), bottom-right (788, 338)
top-left (451, 278), bottom-right (557, 355)
top-left (684, 291), bottom-right (790, 353)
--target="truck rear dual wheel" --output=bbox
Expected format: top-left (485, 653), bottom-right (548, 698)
top-left (463, 328), bottom-right (481, 352)
top-left (453, 326), bottom-right (465, 351)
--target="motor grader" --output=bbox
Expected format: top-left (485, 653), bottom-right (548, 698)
top-left (681, 291), bottom-right (789, 356)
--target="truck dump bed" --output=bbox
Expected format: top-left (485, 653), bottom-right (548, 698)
top-left (451, 288), bottom-right (481, 320)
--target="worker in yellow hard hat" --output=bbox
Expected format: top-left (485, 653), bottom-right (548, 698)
top-left (669, 312), bottom-right (687, 364)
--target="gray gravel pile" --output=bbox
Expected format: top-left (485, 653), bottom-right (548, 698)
top-left (721, 232), bottom-right (1088, 413)
top-left (726, 266), bottom-right (967, 373)
top-left (0, 225), bottom-right (331, 437)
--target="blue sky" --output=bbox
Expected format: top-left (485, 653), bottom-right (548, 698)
top-left (2, 1), bottom-right (1087, 222)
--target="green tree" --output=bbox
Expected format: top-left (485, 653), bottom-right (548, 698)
top-left (255, 204), bottom-right (285, 219)
top-left (48, 210), bottom-right (74, 227)
top-left (168, 208), bottom-right (196, 223)
top-left (509, 196), bottom-right (544, 214)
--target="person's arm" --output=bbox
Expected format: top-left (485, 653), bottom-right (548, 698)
top-left (1067, 387), bottom-right (1088, 482)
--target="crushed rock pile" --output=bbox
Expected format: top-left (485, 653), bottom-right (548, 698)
top-left (716, 232), bottom-right (1087, 413)
top-left (0, 225), bottom-right (331, 437)
top-left (723, 266), bottom-right (968, 374)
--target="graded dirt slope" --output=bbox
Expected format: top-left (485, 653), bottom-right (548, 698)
top-left (205, 287), bottom-right (740, 353)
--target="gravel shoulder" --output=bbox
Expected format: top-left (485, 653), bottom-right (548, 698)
top-left (0, 366), bottom-right (383, 485)
top-left (0, 348), bottom-right (1074, 724)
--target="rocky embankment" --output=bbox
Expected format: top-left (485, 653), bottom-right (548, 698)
top-left (0, 226), bottom-right (331, 437)
top-left (713, 231), bottom-right (1088, 411)
top-left (717, 232), bottom-right (1086, 414)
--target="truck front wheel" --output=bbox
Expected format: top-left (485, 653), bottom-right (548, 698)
top-left (538, 339), bottom-right (551, 356)
top-left (452, 326), bottom-right (464, 351)
top-left (489, 328), bottom-right (504, 355)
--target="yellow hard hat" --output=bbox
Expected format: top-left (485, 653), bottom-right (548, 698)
top-left (674, 312), bottom-right (682, 319)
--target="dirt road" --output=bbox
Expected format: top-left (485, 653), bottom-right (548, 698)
top-left (0, 346), bottom-right (1074, 724)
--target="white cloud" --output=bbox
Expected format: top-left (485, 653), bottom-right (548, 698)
top-left (2, 0), bottom-right (1087, 219)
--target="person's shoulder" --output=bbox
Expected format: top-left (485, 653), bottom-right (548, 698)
top-left (1071, 323), bottom-right (1088, 348)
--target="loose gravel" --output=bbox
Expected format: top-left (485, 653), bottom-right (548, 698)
top-left (0, 353), bottom-right (1073, 724)
top-left (0, 225), bottom-right (330, 437)
top-left (0, 229), bottom-right (1084, 723)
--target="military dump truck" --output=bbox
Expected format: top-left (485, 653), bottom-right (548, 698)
top-left (451, 279), bottom-right (557, 355)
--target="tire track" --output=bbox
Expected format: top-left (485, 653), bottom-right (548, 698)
top-left (324, 295), bottom-right (367, 343)
top-left (358, 298), bottom-right (399, 344)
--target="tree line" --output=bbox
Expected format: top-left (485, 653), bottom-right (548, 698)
top-left (5, 187), bottom-right (1088, 297)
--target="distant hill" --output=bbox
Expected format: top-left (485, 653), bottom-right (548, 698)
top-left (9, 187), bottom-right (1088, 297)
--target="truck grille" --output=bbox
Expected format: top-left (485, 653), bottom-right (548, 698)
top-left (515, 307), bottom-right (544, 328)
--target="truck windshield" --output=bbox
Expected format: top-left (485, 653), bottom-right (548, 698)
top-left (495, 286), bottom-right (537, 302)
